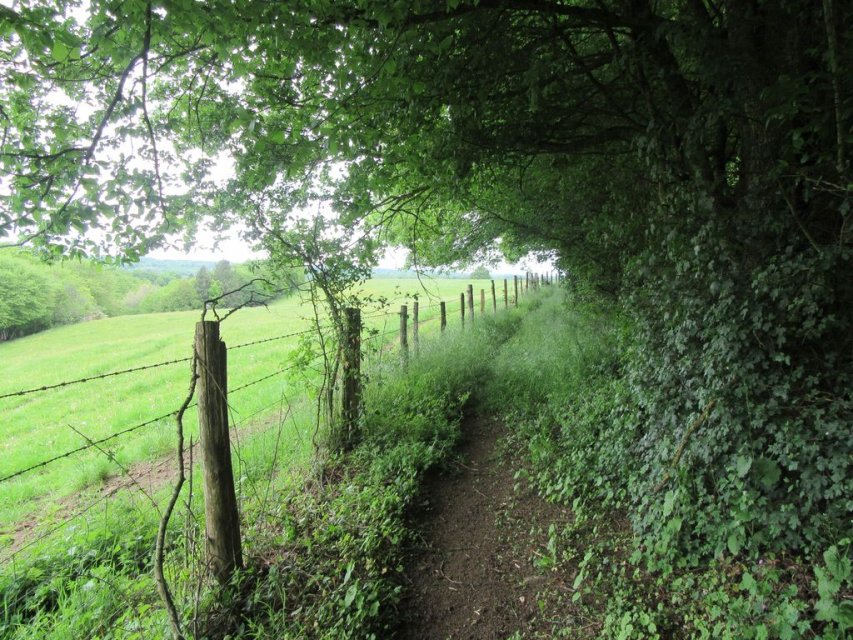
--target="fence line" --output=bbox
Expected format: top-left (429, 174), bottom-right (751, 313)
top-left (0, 284), bottom-right (535, 484)
top-left (0, 409), bottom-right (184, 484)
top-left (0, 301), bottom-right (464, 402)
top-left (0, 328), bottom-right (321, 402)
top-left (1, 279), bottom-right (551, 572)
top-left (0, 357), bottom-right (195, 401)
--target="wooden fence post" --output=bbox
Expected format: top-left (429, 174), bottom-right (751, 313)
top-left (440, 301), bottom-right (447, 333)
top-left (342, 308), bottom-right (361, 450)
top-left (503, 279), bottom-right (508, 308)
top-left (195, 320), bottom-right (242, 585)
top-left (399, 305), bottom-right (408, 367)
top-left (460, 293), bottom-right (465, 328)
top-left (480, 288), bottom-right (485, 314)
top-left (466, 284), bottom-right (474, 323)
top-left (513, 275), bottom-right (519, 305)
top-left (412, 299), bottom-right (419, 356)
top-left (491, 280), bottom-right (497, 313)
top-left (526, 272), bottom-right (529, 292)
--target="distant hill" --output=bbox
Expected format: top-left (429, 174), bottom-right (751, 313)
top-left (371, 267), bottom-right (523, 280)
top-left (123, 257), bottom-right (218, 277)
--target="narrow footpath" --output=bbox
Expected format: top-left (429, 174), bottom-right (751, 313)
top-left (398, 415), bottom-right (573, 639)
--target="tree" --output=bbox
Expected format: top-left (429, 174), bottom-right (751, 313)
top-left (138, 278), bottom-right (202, 313)
top-left (469, 266), bottom-right (490, 280)
top-left (0, 254), bottom-right (55, 339)
top-left (195, 266), bottom-right (212, 302)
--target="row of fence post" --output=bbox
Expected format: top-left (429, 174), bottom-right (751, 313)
top-left (192, 272), bottom-right (560, 584)
top-left (397, 273), bottom-right (559, 357)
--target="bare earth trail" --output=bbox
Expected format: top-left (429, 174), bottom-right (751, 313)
top-left (398, 414), bottom-right (574, 639)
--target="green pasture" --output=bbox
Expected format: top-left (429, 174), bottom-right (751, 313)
top-left (0, 276), bottom-right (503, 538)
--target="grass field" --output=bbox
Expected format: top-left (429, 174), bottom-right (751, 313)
top-left (0, 276), bottom-right (504, 540)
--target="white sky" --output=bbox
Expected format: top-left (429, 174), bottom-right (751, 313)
top-left (149, 226), bottom-right (554, 274)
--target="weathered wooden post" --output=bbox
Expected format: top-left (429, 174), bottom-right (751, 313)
top-left (460, 293), bottom-right (465, 328)
top-left (503, 279), bottom-right (508, 308)
top-left (195, 320), bottom-right (242, 585)
top-left (412, 299), bottom-right (419, 356)
top-left (526, 272), bottom-right (529, 292)
top-left (342, 308), bottom-right (361, 450)
top-left (400, 305), bottom-right (408, 368)
top-left (440, 301), bottom-right (447, 333)
top-left (513, 275), bottom-right (519, 305)
top-left (480, 288), bottom-right (485, 314)
top-left (491, 280), bottom-right (497, 313)
top-left (466, 284), bottom-right (474, 323)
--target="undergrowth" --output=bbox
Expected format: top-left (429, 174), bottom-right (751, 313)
top-left (494, 288), bottom-right (852, 639)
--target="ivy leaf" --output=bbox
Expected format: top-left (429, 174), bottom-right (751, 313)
top-left (754, 457), bottom-right (780, 489)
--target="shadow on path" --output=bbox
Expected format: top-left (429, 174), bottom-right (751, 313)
top-left (398, 414), bottom-right (572, 639)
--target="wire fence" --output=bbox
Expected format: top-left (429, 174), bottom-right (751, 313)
top-left (0, 278), bottom-right (544, 568)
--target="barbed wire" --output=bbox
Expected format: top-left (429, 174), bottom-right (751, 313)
top-left (0, 409), bottom-right (184, 485)
top-left (0, 325), bottom-right (333, 402)
top-left (1, 354), bottom-right (331, 485)
top-left (0, 356), bottom-right (195, 401)
top-left (0, 294), bottom-right (481, 485)
top-left (228, 327), bottom-right (317, 350)
top-left (0, 300), bottom-right (470, 402)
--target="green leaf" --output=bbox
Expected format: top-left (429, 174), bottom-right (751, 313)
top-left (727, 529), bottom-right (742, 555)
top-left (735, 455), bottom-right (752, 478)
top-left (663, 490), bottom-right (676, 517)
top-left (754, 457), bottom-right (780, 489)
top-left (739, 571), bottom-right (757, 594)
top-left (344, 584), bottom-right (357, 608)
top-left (837, 601), bottom-right (853, 628)
top-left (823, 546), bottom-right (851, 581)
top-left (269, 130), bottom-right (286, 144)
top-left (52, 40), bottom-right (70, 62)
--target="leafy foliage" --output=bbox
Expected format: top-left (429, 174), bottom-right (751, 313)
top-left (495, 290), bottom-right (852, 638)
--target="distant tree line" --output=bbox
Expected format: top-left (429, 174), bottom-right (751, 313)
top-left (0, 253), bottom-right (302, 341)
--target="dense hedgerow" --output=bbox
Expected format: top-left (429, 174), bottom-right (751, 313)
top-left (500, 287), bottom-right (852, 637)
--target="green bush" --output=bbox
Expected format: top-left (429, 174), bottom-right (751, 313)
top-left (498, 288), bottom-right (852, 638)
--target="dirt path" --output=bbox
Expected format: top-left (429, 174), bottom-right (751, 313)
top-left (398, 415), bottom-right (572, 639)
